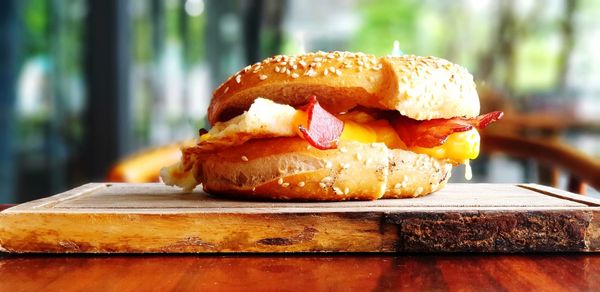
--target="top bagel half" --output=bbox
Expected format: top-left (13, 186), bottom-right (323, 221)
top-left (208, 51), bottom-right (480, 124)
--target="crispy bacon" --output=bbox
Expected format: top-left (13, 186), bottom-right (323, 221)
top-left (298, 95), bottom-right (345, 150)
top-left (393, 111), bottom-right (504, 148)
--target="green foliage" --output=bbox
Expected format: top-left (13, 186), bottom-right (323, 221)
top-left (133, 5), bottom-right (152, 62)
top-left (23, 0), bottom-right (48, 56)
top-left (350, 0), bottom-right (421, 55)
top-left (514, 32), bottom-right (561, 93)
top-left (186, 13), bottom-right (206, 64)
top-left (350, 0), bottom-right (578, 96)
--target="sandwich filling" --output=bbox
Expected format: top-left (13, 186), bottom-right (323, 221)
top-left (197, 96), bottom-right (502, 165)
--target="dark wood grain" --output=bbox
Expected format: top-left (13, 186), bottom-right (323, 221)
top-left (0, 254), bottom-right (598, 291)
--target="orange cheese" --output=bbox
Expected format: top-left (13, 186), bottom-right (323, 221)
top-left (295, 109), bottom-right (480, 164)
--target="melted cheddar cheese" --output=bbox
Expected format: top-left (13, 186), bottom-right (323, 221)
top-left (409, 129), bottom-right (480, 162)
top-left (302, 109), bottom-right (480, 164)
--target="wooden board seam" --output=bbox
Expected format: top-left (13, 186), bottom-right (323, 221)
top-left (518, 184), bottom-right (600, 206)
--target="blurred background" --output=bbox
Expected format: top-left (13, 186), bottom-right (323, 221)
top-left (0, 0), bottom-right (599, 203)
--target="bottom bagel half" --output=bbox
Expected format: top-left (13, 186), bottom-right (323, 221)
top-left (161, 137), bottom-right (452, 201)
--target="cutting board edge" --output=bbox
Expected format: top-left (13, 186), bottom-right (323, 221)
top-left (1, 208), bottom-right (598, 253)
top-left (5, 183), bottom-right (107, 212)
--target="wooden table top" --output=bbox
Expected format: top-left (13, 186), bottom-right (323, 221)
top-left (0, 253), bottom-right (599, 291)
top-left (2, 205), bottom-right (599, 291)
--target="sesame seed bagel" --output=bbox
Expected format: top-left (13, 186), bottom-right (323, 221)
top-left (208, 51), bottom-right (480, 125)
top-left (162, 137), bottom-right (452, 201)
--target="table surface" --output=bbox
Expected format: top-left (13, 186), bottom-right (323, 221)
top-left (2, 205), bottom-right (599, 291)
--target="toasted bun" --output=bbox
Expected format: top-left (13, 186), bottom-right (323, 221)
top-left (208, 51), bottom-right (479, 125)
top-left (161, 137), bottom-right (452, 201)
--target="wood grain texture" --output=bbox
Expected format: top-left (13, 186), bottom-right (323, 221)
top-left (0, 254), bottom-right (599, 291)
top-left (0, 183), bottom-right (599, 253)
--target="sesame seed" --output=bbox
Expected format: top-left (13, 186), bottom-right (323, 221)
top-left (327, 53), bottom-right (335, 59)
top-left (281, 67), bottom-right (287, 74)
top-left (333, 187), bottom-right (343, 195)
top-left (292, 64), bottom-right (298, 70)
top-left (341, 163), bottom-right (350, 169)
top-left (223, 86), bottom-right (229, 93)
top-left (321, 176), bottom-right (332, 182)
top-left (299, 60), bottom-right (307, 67)
top-left (340, 147), bottom-right (348, 153)
top-left (259, 74), bottom-right (268, 80)
top-left (252, 187), bottom-right (256, 192)
top-left (314, 57), bottom-right (322, 62)
top-left (306, 145), bottom-right (312, 150)
top-left (241, 155), bottom-right (248, 161)
top-left (275, 66), bottom-right (281, 73)
top-left (319, 182), bottom-right (327, 188)
top-left (277, 178), bottom-right (284, 185)
top-left (394, 183), bottom-right (401, 190)
top-left (324, 69), bottom-right (329, 76)
top-left (344, 187), bottom-right (349, 194)
top-left (306, 69), bottom-right (317, 77)
top-left (291, 73), bottom-right (299, 78)
top-left (335, 69), bottom-right (342, 76)
top-left (282, 182), bottom-right (290, 188)
top-left (235, 75), bottom-right (241, 83)
top-left (280, 61), bottom-right (287, 66)
top-left (298, 182), bottom-right (305, 187)
top-left (325, 161), bottom-right (333, 169)
top-left (329, 67), bottom-right (336, 73)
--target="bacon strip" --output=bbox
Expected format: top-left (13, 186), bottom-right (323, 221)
top-left (298, 95), bottom-right (345, 150)
top-left (393, 111), bottom-right (504, 148)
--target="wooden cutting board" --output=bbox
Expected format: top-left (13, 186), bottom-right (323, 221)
top-left (1, 183), bottom-right (599, 253)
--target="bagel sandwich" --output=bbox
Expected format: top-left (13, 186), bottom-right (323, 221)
top-left (160, 51), bottom-right (502, 201)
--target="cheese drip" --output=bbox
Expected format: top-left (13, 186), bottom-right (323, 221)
top-left (464, 160), bottom-right (472, 180)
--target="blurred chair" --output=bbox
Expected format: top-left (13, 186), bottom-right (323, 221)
top-left (478, 84), bottom-right (600, 194)
top-left (481, 131), bottom-right (600, 194)
top-left (108, 140), bottom-right (196, 183)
